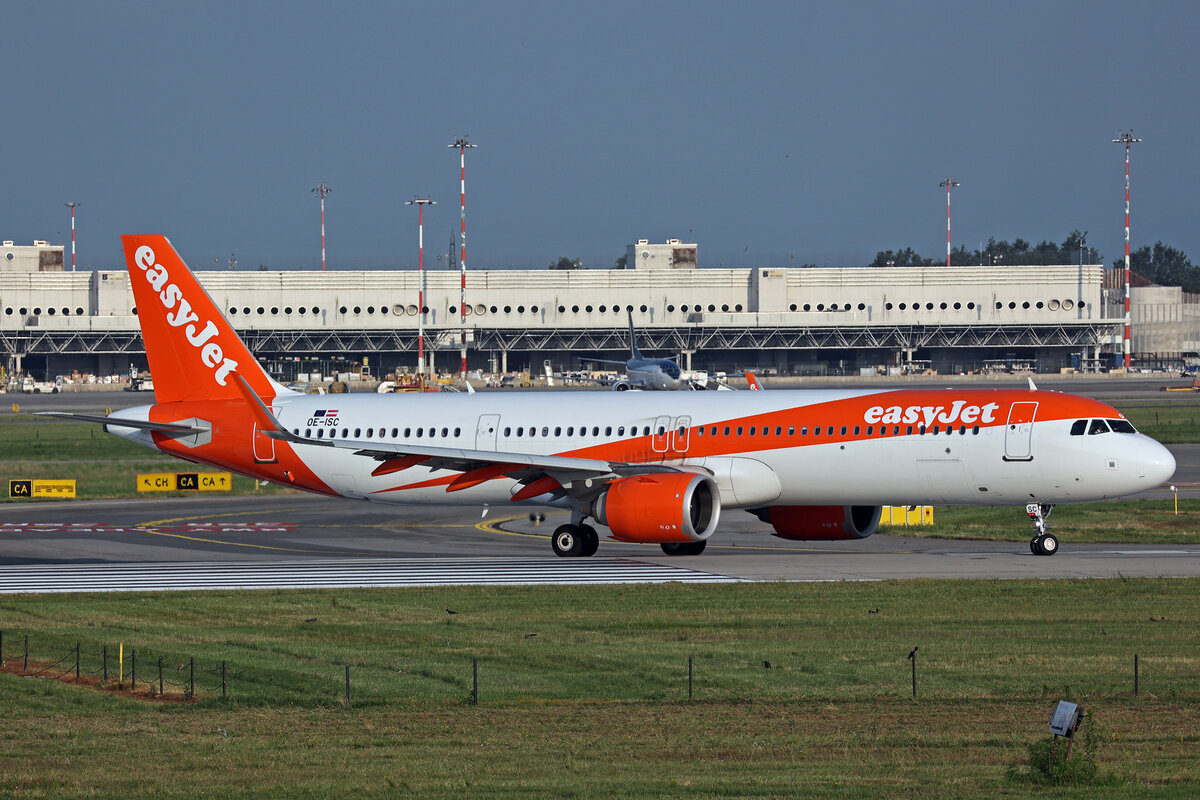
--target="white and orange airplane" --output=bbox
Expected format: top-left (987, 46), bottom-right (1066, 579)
top-left (50, 236), bottom-right (1176, 558)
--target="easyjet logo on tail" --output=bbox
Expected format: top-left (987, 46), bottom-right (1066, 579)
top-left (133, 245), bottom-right (239, 386)
top-left (863, 400), bottom-right (1001, 427)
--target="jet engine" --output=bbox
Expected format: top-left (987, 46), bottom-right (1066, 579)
top-left (751, 505), bottom-right (881, 540)
top-left (593, 473), bottom-right (720, 543)
top-left (611, 380), bottom-right (632, 392)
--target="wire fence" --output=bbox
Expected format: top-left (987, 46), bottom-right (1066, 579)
top-left (1, 628), bottom-right (1194, 708)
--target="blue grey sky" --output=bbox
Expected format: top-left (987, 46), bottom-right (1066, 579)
top-left (3, 1), bottom-right (1196, 271)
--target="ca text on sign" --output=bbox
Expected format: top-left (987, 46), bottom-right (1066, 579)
top-left (137, 473), bottom-right (232, 492)
top-left (9, 479), bottom-right (77, 499)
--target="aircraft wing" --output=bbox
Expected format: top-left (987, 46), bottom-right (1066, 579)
top-left (232, 374), bottom-right (687, 498)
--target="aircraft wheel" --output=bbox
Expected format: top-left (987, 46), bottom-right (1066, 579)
top-left (1037, 533), bottom-right (1058, 556)
top-left (551, 525), bottom-right (584, 558)
top-left (580, 525), bottom-right (600, 557)
top-left (1030, 537), bottom-right (1042, 555)
top-left (660, 541), bottom-right (707, 556)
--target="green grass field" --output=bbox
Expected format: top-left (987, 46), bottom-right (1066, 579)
top-left (2, 580), bottom-right (1200, 797)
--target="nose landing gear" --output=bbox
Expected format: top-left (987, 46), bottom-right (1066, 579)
top-left (1026, 503), bottom-right (1058, 556)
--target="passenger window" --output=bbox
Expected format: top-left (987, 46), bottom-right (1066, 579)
top-left (776, 426), bottom-right (783, 435)
top-left (1070, 419), bottom-right (1087, 436)
top-left (454, 428), bottom-right (461, 437)
top-left (931, 426), bottom-right (939, 434)
top-left (567, 426), bottom-right (574, 436)
top-left (737, 426), bottom-right (744, 435)
top-left (1109, 419), bottom-right (1137, 433)
top-left (516, 427), bottom-right (524, 436)
top-left (441, 428), bottom-right (448, 437)
top-left (800, 426), bottom-right (808, 435)
top-left (904, 426), bottom-right (912, 435)
top-left (391, 428), bottom-right (398, 438)
top-left (404, 427), bottom-right (412, 437)
top-left (788, 426), bottom-right (795, 435)
top-left (1088, 419), bottom-right (1110, 435)
top-left (813, 427), bottom-right (820, 437)
top-left (416, 428), bottom-right (423, 438)
top-left (919, 425), bottom-right (926, 435)
top-left (617, 426), bottom-right (625, 435)
top-left (365, 429), bottom-right (374, 438)
top-left (749, 426), bottom-right (756, 435)
top-left (555, 427), bottom-right (562, 436)
top-left (866, 426), bottom-right (872, 435)
top-left (503, 427), bottom-right (511, 437)
top-left (342, 428), bottom-right (349, 438)
top-left (592, 427), bottom-right (600, 436)
top-left (840, 426), bottom-right (847, 436)
top-left (827, 426), bottom-right (834, 436)
top-left (710, 426), bottom-right (717, 436)
top-left (643, 426), bottom-right (650, 436)
top-left (972, 426), bottom-right (979, 434)
top-left (854, 426), bottom-right (861, 435)
top-left (723, 426), bottom-right (731, 436)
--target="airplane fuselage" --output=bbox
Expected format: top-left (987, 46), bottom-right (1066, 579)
top-left (112, 387), bottom-right (1174, 510)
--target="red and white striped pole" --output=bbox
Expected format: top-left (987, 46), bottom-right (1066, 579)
top-left (938, 178), bottom-right (959, 267)
top-left (312, 183), bottom-right (331, 271)
top-left (450, 137), bottom-right (476, 380)
top-left (407, 197), bottom-right (436, 386)
top-left (1113, 131), bottom-right (1141, 370)
top-left (65, 202), bottom-right (81, 272)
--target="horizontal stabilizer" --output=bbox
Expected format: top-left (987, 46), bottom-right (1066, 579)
top-left (35, 411), bottom-right (207, 434)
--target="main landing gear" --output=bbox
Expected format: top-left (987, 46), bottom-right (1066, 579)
top-left (1026, 503), bottom-right (1058, 556)
top-left (660, 541), bottom-right (707, 556)
top-left (551, 524), bottom-right (599, 558)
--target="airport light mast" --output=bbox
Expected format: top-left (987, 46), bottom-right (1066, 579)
top-left (938, 178), bottom-right (959, 268)
top-left (449, 136), bottom-right (476, 380)
top-left (1113, 130), bottom-right (1141, 370)
top-left (312, 183), bottom-right (331, 271)
top-left (406, 197), bottom-right (436, 388)
top-left (64, 202), bottom-right (81, 272)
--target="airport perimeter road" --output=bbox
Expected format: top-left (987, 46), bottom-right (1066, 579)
top-left (2, 494), bottom-right (1200, 590)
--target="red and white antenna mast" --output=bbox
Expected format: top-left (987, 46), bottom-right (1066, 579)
top-left (1113, 130), bottom-right (1141, 370)
top-left (938, 178), bottom-right (959, 267)
top-left (450, 136), bottom-right (476, 380)
top-left (64, 202), bottom-right (81, 272)
top-left (312, 183), bottom-right (331, 271)
top-left (406, 197), bottom-right (436, 388)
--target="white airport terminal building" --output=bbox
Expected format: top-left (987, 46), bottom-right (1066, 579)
top-left (2, 238), bottom-right (1195, 382)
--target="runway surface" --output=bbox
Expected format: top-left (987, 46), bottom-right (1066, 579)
top-left (2, 493), bottom-right (1199, 592)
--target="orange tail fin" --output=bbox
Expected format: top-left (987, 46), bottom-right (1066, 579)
top-left (122, 235), bottom-right (279, 403)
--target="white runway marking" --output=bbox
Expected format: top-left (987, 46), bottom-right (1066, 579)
top-left (0, 557), bottom-right (741, 594)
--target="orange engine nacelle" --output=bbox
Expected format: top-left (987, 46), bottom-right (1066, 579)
top-left (593, 473), bottom-right (721, 544)
top-left (754, 505), bottom-right (882, 541)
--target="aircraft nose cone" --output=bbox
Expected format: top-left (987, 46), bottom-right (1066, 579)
top-left (1140, 439), bottom-right (1176, 487)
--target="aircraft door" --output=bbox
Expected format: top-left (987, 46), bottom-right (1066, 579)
top-left (670, 415), bottom-right (692, 454)
top-left (651, 415), bottom-right (671, 453)
top-left (1004, 402), bottom-right (1038, 461)
top-left (476, 414), bottom-right (500, 450)
top-left (252, 407), bottom-right (280, 463)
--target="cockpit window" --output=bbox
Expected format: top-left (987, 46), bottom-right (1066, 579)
top-left (1108, 419), bottom-right (1137, 434)
top-left (1088, 419), bottom-right (1111, 435)
top-left (1070, 419), bottom-right (1087, 436)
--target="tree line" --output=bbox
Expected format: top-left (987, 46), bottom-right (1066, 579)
top-left (870, 232), bottom-right (1198, 291)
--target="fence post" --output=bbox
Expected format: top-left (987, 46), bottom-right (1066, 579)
top-left (221, 661), bottom-right (227, 699)
top-left (189, 657), bottom-right (195, 698)
top-left (1135, 654), bottom-right (1139, 697)
top-left (345, 665), bottom-right (351, 708)
top-left (23, 634), bottom-right (28, 673)
top-left (688, 656), bottom-right (694, 701)
top-left (158, 656), bottom-right (163, 696)
top-left (75, 642), bottom-right (80, 681)
top-left (132, 649), bottom-right (137, 690)
top-left (1, 629), bottom-right (4, 664)
top-left (472, 658), bottom-right (478, 706)
top-left (907, 647), bottom-right (918, 698)
top-left (102, 644), bottom-right (108, 684)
